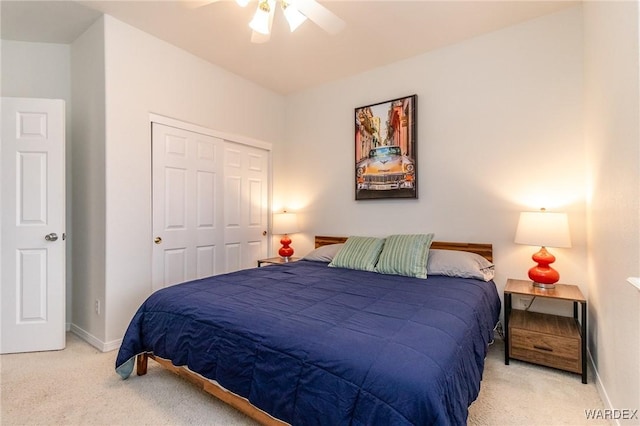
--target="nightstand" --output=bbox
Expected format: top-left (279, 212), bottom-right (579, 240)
top-left (504, 278), bottom-right (587, 384)
top-left (257, 257), bottom-right (300, 267)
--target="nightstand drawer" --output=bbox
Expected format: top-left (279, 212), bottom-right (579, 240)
top-left (510, 328), bottom-right (581, 373)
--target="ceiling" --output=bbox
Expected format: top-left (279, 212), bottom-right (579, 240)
top-left (1, 0), bottom-right (578, 94)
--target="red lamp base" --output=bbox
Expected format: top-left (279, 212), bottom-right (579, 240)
top-left (278, 234), bottom-right (294, 259)
top-left (528, 246), bottom-right (560, 289)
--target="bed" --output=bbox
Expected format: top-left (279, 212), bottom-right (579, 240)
top-left (116, 235), bottom-right (500, 425)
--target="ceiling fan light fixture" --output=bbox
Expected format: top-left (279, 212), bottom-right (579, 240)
top-left (249, 0), bottom-right (274, 35)
top-left (282, 1), bottom-right (307, 32)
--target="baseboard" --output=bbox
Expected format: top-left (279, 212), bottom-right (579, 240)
top-left (69, 324), bottom-right (122, 353)
top-left (588, 349), bottom-right (619, 425)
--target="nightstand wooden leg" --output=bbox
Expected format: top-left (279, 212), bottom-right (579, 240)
top-left (504, 293), bottom-right (511, 365)
top-left (581, 301), bottom-right (587, 384)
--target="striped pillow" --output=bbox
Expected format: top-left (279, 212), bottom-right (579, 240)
top-left (328, 236), bottom-right (385, 272)
top-left (375, 234), bottom-right (435, 279)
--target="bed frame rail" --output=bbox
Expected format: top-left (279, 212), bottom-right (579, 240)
top-left (136, 353), bottom-right (287, 426)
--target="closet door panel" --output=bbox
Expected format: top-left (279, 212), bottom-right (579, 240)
top-left (152, 122), bottom-right (270, 289)
top-left (223, 143), bottom-right (268, 273)
top-left (152, 124), bottom-right (224, 290)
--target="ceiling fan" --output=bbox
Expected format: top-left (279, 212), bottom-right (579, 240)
top-left (187, 0), bottom-right (346, 43)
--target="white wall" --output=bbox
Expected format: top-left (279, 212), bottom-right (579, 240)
top-left (99, 16), bottom-right (285, 344)
top-left (70, 18), bottom-right (107, 345)
top-left (1, 40), bottom-right (70, 100)
top-left (283, 7), bottom-right (587, 311)
top-left (584, 0), bottom-right (640, 418)
top-left (1, 40), bottom-right (74, 327)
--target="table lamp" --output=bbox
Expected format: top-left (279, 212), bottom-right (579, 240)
top-left (514, 208), bottom-right (571, 289)
top-left (272, 211), bottom-right (299, 260)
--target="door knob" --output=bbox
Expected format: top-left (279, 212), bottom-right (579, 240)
top-left (45, 233), bottom-right (58, 242)
top-left (262, 230), bottom-right (267, 236)
top-left (154, 237), bottom-right (162, 244)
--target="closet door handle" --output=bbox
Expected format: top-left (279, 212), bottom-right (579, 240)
top-left (154, 237), bottom-right (162, 244)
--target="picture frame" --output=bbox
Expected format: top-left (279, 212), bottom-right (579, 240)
top-left (355, 94), bottom-right (417, 200)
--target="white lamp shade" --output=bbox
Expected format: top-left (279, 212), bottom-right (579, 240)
top-left (515, 211), bottom-right (571, 248)
top-left (273, 212), bottom-right (299, 235)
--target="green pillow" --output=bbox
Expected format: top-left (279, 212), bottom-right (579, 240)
top-left (375, 234), bottom-right (435, 279)
top-left (328, 236), bottom-right (385, 272)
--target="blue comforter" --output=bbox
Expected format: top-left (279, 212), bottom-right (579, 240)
top-left (116, 260), bottom-right (500, 425)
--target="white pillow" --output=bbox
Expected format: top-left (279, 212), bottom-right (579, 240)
top-left (426, 249), bottom-right (495, 281)
top-left (302, 243), bottom-right (344, 262)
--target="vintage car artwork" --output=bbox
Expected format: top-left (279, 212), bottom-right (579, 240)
top-left (355, 95), bottom-right (417, 200)
top-left (356, 145), bottom-right (415, 191)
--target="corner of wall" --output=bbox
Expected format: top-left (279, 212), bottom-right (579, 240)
top-left (70, 15), bottom-right (108, 343)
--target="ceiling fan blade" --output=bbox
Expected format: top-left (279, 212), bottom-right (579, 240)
top-left (294, 0), bottom-right (345, 35)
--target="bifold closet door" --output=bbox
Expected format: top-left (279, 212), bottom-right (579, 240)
top-left (222, 143), bottom-right (269, 272)
top-left (152, 123), bottom-right (225, 290)
top-left (152, 123), bottom-right (269, 290)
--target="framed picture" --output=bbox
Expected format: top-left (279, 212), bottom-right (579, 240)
top-left (355, 94), bottom-right (417, 200)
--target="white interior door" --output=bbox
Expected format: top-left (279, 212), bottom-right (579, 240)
top-left (223, 143), bottom-right (269, 272)
top-left (1, 97), bottom-right (66, 354)
top-left (152, 123), bottom-right (225, 290)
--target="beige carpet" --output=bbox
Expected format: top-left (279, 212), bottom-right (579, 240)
top-left (1, 333), bottom-right (609, 425)
top-left (468, 340), bottom-right (609, 426)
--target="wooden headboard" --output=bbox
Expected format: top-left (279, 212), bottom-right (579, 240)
top-left (315, 235), bottom-right (493, 263)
